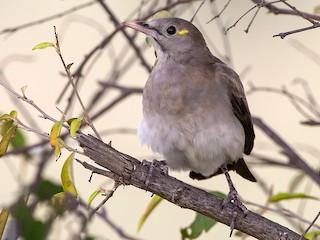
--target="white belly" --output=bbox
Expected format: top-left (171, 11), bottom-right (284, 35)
top-left (137, 113), bottom-right (245, 177)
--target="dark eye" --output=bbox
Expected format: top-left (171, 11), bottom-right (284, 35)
top-left (142, 22), bottom-right (149, 28)
top-left (166, 26), bottom-right (176, 35)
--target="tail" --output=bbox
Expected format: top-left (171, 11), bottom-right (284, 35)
top-left (231, 158), bottom-right (256, 182)
top-left (189, 158), bottom-right (256, 182)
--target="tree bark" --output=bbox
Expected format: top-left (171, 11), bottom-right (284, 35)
top-left (77, 133), bottom-right (306, 240)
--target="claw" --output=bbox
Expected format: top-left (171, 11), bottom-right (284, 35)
top-left (220, 164), bottom-right (249, 236)
top-left (142, 159), bottom-right (168, 188)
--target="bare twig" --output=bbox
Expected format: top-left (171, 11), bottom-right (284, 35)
top-left (247, 83), bottom-right (320, 124)
top-left (190, 0), bottom-right (206, 22)
top-left (0, 1), bottom-right (97, 36)
top-left (54, 26), bottom-right (102, 141)
top-left (252, 117), bottom-right (320, 186)
top-left (299, 212), bottom-right (320, 240)
top-left (206, 0), bottom-right (231, 23)
top-left (88, 181), bottom-right (120, 219)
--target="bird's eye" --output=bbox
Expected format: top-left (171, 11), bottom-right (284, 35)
top-left (166, 26), bottom-right (176, 35)
top-left (142, 23), bottom-right (149, 28)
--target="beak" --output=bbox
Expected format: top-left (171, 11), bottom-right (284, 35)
top-left (123, 20), bottom-right (156, 37)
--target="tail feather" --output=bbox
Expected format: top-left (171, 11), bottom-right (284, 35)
top-left (189, 158), bottom-right (256, 182)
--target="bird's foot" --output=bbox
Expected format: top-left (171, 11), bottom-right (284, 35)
top-left (142, 159), bottom-right (168, 188)
top-left (221, 187), bottom-right (248, 237)
top-left (220, 164), bottom-right (249, 236)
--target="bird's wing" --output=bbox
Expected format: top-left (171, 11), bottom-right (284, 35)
top-left (215, 63), bottom-right (255, 155)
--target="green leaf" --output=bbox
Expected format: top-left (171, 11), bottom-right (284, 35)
top-left (10, 128), bottom-right (27, 149)
top-left (305, 231), bottom-right (320, 239)
top-left (87, 189), bottom-right (102, 206)
top-left (9, 110), bottom-right (17, 118)
top-left (35, 179), bottom-right (63, 201)
top-left (181, 213), bottom-right (217, 239)
top-left (0, 124), bottom-right (17, 157)
top-left (180, 191), bottom-right (224, 239)
top-left (269, 192), bottom-right (319, 202)
top-left (0, 209), bottom-right (9, 239)
top-left (61, 153), bottom-right (77, 196)
top-left (69, 117), bottom-right (82, 138)
top-left (137, 195), bottom-right (162, 232)
top-left (32, 42), bottom-right (55, 50)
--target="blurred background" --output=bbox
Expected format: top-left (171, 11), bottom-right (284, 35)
top-left (1, 0), bottom-right (319, 239)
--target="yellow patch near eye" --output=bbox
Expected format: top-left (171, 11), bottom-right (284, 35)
top-left (178, 29), bottom-right (189, 35)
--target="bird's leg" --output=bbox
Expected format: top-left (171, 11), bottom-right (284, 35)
top-left (221, 164), bottom-right (248, 236)
top-left (142, 159), bottom-right (168, 188)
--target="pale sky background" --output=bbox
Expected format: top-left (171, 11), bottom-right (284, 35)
top-left (1, 1), bottom-right (319, 239)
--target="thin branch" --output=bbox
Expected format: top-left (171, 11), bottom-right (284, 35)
top-left (0, 1), bottom-right (97, 36)
top-left (251, 0), bottom-right (320, 21)
top-left (190, 0), bottom-right (206, 23)
top-left (273, 23), bottom-right (320, 39)
top-left (225, 5), bottom-right (257, 33)
top-left (277, 0), bottom-right (317, 25)
top-left (54, 26), bottom-right (102, 141)
top-left (247, 83), bottom-right (320, 124)
top-left (206, 0), bottom-right (231, 23)
top-left (252, 117), bottom-right (320, 186)
top-left (88, 181), bottom-right (120, 220)
top-left (299, 212), bottom-right (320, 240)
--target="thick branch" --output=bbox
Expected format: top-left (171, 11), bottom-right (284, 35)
top-left (77, 133), bottom-right (306, 240)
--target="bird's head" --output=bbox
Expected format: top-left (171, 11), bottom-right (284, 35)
top-left (123, 18), bottom-right (210, 64)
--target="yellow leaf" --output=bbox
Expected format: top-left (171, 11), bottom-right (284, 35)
top-left (87, 189), bottom-right (102, 206)
top-left (0, 125), bottom-right (17, 157)
top-left (151, 10), bottom-right (173, 20)
top-left (50, 121), bottom-right (64, 156)
top-left (9, 110), bottom-right (17, 118)
top-left (0, 209), bottom-right (9, 239)
top-left (61, 153), bottom-right (77, 196)
top-left (137, 195), bottom-right (162, 232)
top-left (69, 117), bottom-right (83, 138)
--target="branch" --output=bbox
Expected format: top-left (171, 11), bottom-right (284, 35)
top-left (77, 133), bottom-right (307, 240)
top-left (252, 117), bottom-right (320, 186)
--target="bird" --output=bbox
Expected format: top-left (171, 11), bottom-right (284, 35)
top-left (123, 17), bottom-right (256, 230)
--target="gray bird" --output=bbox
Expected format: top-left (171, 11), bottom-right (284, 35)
top-left (123, 17), bottom-right (256, 217)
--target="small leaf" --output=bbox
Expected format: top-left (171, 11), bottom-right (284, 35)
top-left (69, 117), bottom-right (82, 138)
top-left (50, 121), bottom-right (64, 156)
top-left (66, 63), bottom-right (74, 71)
top-left (32, 42), bottom-right (55, 50)
top-left (0, 125), bottom-right (17, 157)
top-left (181, 213), bottom-right (217, 239)
top-left (137, 195), bottom-right (162, 232)
top-left (61, 153), bottom-right (77, 196)
top-left (9, 110), bottom-right (17, 118)
top-left (269, 192), bottom-right (319, 202)
top-left (87, 189), bottom-right (103, 206)
top-left (0, 209), bottom-right (9, 239)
